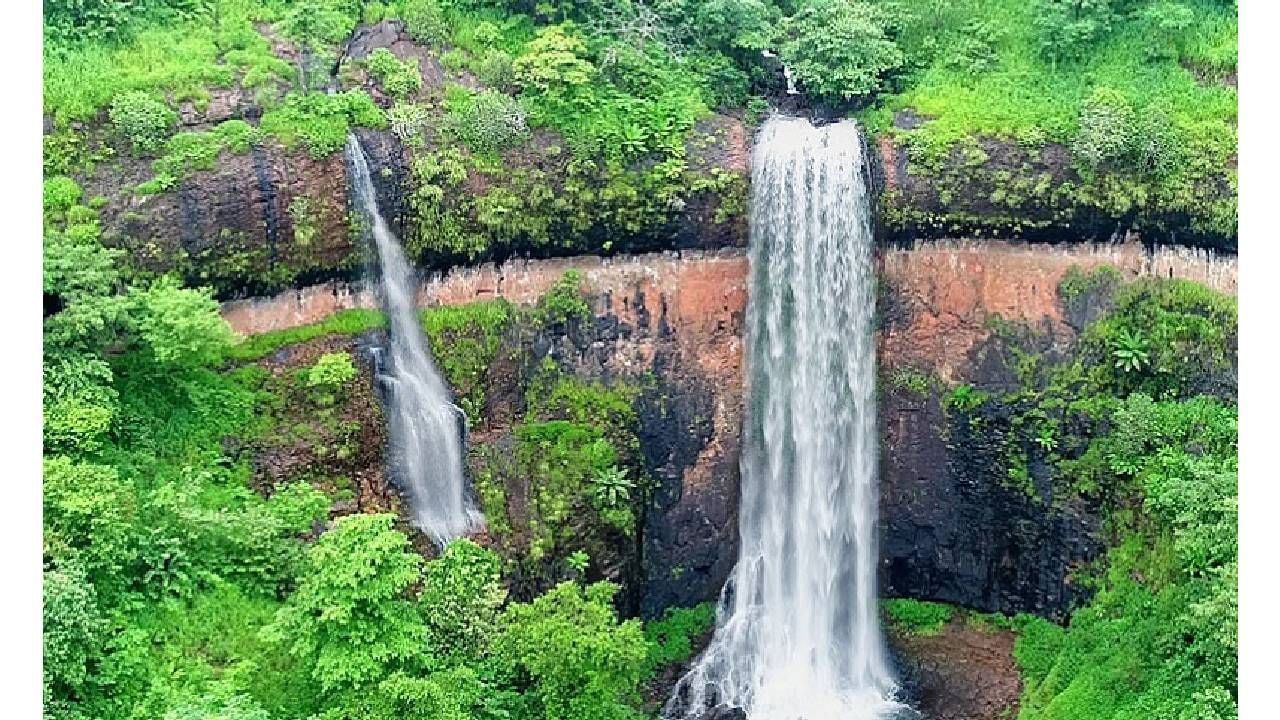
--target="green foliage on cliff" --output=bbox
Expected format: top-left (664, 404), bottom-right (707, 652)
top-left (864, 0), bottom-right (1237, 239)
top-left (508, 362), bottom-right (645, 561)
top-left (260, 91), bottom-right (388, 158)
top-left (642, 602), bottom-right (717, 673)
top-left (779, 0), bottom-right (905, 101)
top-left (420, 299), bottom-right (513, 425)
top-left (936, 269), bottom-right (1237, 720)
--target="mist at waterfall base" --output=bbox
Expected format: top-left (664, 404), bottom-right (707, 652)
top-left (346, 136), bottom-right (483, 545)
top-left (666, 117), bottom-right (905, 720)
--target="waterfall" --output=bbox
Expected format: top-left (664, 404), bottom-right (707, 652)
top-left (345, 135), bottom-right (483, 545)
top-left (666, 117), bottom-right (902, 720)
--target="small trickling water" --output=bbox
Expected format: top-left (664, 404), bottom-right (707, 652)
top-left (345, 135), bottom-right (483, 545)
top-left (666, 116), bottom-right (902, 720)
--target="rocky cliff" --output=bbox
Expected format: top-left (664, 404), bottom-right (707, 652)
top-left (224, 239), bottom-right (1236, 620)
top-left (67, 18), bottom-right (1235, 303)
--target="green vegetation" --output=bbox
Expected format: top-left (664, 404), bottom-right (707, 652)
top-left (420, 299), bottom-right (513, 425)
top-left (365, 48), bottom-right (424, 100)
top-left (108, 90), bottom-right (177, 152)
top-left (259, 91), bottom-right (388, 158)
top-left (45, 0), bottom-right (1236, 298)
top-left (43, 3), bottom-right (1238, 719)
top-left (780, 0), bottom-right (905, 101)
top-left (937, 267), bottom-right (1236, 720)
top-left (43, 174), bottom-right (706, 720)
top-left (863, 0), bottom-right (1237, 239)
top-left (305, 353), bottom-right (358, 390)
top-left (227, 309), bottom-right (388, 362)
top-left (642, 602), bottom-right (718, 673)
top-left (881, 598), bottom-right (956, 636)
top-left (142, 119), bottom-right (264, 194)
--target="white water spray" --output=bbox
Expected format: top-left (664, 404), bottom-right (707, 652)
top-left (346, 135), bottom-right (483, 545)
top-left (666, 116), bottom-right (901, 720)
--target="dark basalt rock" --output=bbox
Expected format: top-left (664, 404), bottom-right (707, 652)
top-left (637, 348), bottom-right (737, 619)
top-left (878, 368), bottom-right (1102, 620)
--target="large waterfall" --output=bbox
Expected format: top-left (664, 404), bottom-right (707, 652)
top-left (345, 135), bottom-right (482, 545)
top-left (666, 117), bottom-right (900, 720)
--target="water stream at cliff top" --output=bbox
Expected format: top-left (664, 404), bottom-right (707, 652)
top-left (665, 116), bottom-right (902, 720)
top-left (345, 135), bottom-right (482, 545)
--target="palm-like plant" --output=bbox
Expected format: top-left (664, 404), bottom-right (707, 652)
top-left (1112, 328), bottom-right (1151, 373)
top-left (591, 465), bottom-right (633, 509)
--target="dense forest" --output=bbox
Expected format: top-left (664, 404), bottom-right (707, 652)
top-left (42, 1), bottom-right (1237, 720)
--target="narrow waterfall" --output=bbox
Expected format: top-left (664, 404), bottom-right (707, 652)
top-left (345, 135), bottom-right (482, 545)
top-left (666, 117), bottom-right (901, 720)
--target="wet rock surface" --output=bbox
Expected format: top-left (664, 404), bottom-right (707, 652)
top-left (889, 620), bottom-right (1022, 720)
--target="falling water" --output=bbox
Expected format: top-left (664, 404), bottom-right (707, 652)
top-left (666, 117), bottom-right (901, 720)
top-left (345, 135), bottom-right (482, 545)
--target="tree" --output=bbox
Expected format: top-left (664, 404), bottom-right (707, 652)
top-left (493, 581), bottom-right (648, 720)
top-left (513, 25), bottom-right (596, 93)
top-left (129, 278), bottom-right (237, 368)
top-left (261, 514), bottom-right (427, 693)
top-left (419, 539), bottom-right (507, 667)
top-left (1032, 0), bottom-right (1123, 62)
top-left (43, 562), bottom-right (106, 704)
top-left (43, 457), bottom-right (138, 599)
top-left (779, 0), bottom-right (904, 102)
top-left (693, 0), bottom-right (777, 56)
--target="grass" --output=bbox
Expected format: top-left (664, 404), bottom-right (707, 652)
top-left (43, 0), bottom-right (295, 127)
top-left (881, 598), bottom-right (957, 636)
top-left (227, 309), bottom-right (388, 362)
top-left (863, 0), bottom-right (1236, 154)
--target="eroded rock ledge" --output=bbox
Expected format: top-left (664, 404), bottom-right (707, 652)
top-left (223, 241), bottom-right (1237, 618)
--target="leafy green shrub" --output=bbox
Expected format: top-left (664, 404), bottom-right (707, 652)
top-left (130, 278), bottom-right (236, 367)
top-left (277, 0), bottom-right (360, 50)
top-left (43, 561), bottom-right (105, 704)
top-left (401, 0), bottom-right (450, 45)
top-left (259, 91), bottom-right (387, 158)
top-left (590, 465), bottom-right (634, 511)
top-left (288, 195), bottom-right (318, 246)
top-left (386, 102), bottom-right (431, 147)
top-left (261, 513), bottom-right (426, 693)
top-left (444, 88), bottom-right (530, 154)
top-left (43, 176), bottom-right (83, 216)
top-left (693, 0), bottom-right (777, 56)
top-left (944, 19), bottom-right (1000, 75)
top-left (882, 598), bottom-right (955, 635)
top-left (163, 693), bottom-right (272, 720)
top-left (419, 539), bottom-right (507, 666)
top-left (1032, 0), bottom-right (1120, 62)
top-left (476, 48), bottom-right (517, 89)
top-left (142, 119), bottom-right (262, 193)
top-left (779, 0), bottom-right (904, 102)
top-left (513, 24), bottom-right (596, 92)
top-left (109, 91), bottom-right (177, 152)
top-left (493, 581), bottom-right (648, 720)
top-left (363, 1), bottom-right (389, 24)
top-left (42, 358), bottom-right (119, 454)
top-left (365, 48), bottom-right (424, 100)
top-left (420, 300), bottom-right (512, 425)
top-left (44, 0), bottom-right (210, 44)
top-left (1072, 87), bottom-right (1136, 170)
top-left (536, 270), bottom-right (592, 327)
top-left (643, 602), bottom-right (716, 673)
top-left (305, 352), bottom-right (358, 390)
top-left (1137, 1), bottom-right (1196, 61)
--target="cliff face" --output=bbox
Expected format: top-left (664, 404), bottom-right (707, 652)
top-left (225, 240), bottom-right (1236, 619)
top-left (72, 20), bottom-right (1237, 303)
top-left (79, 20), bottom-right (748, 301)
top-left (226, 251), bottom-right (749, 615)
